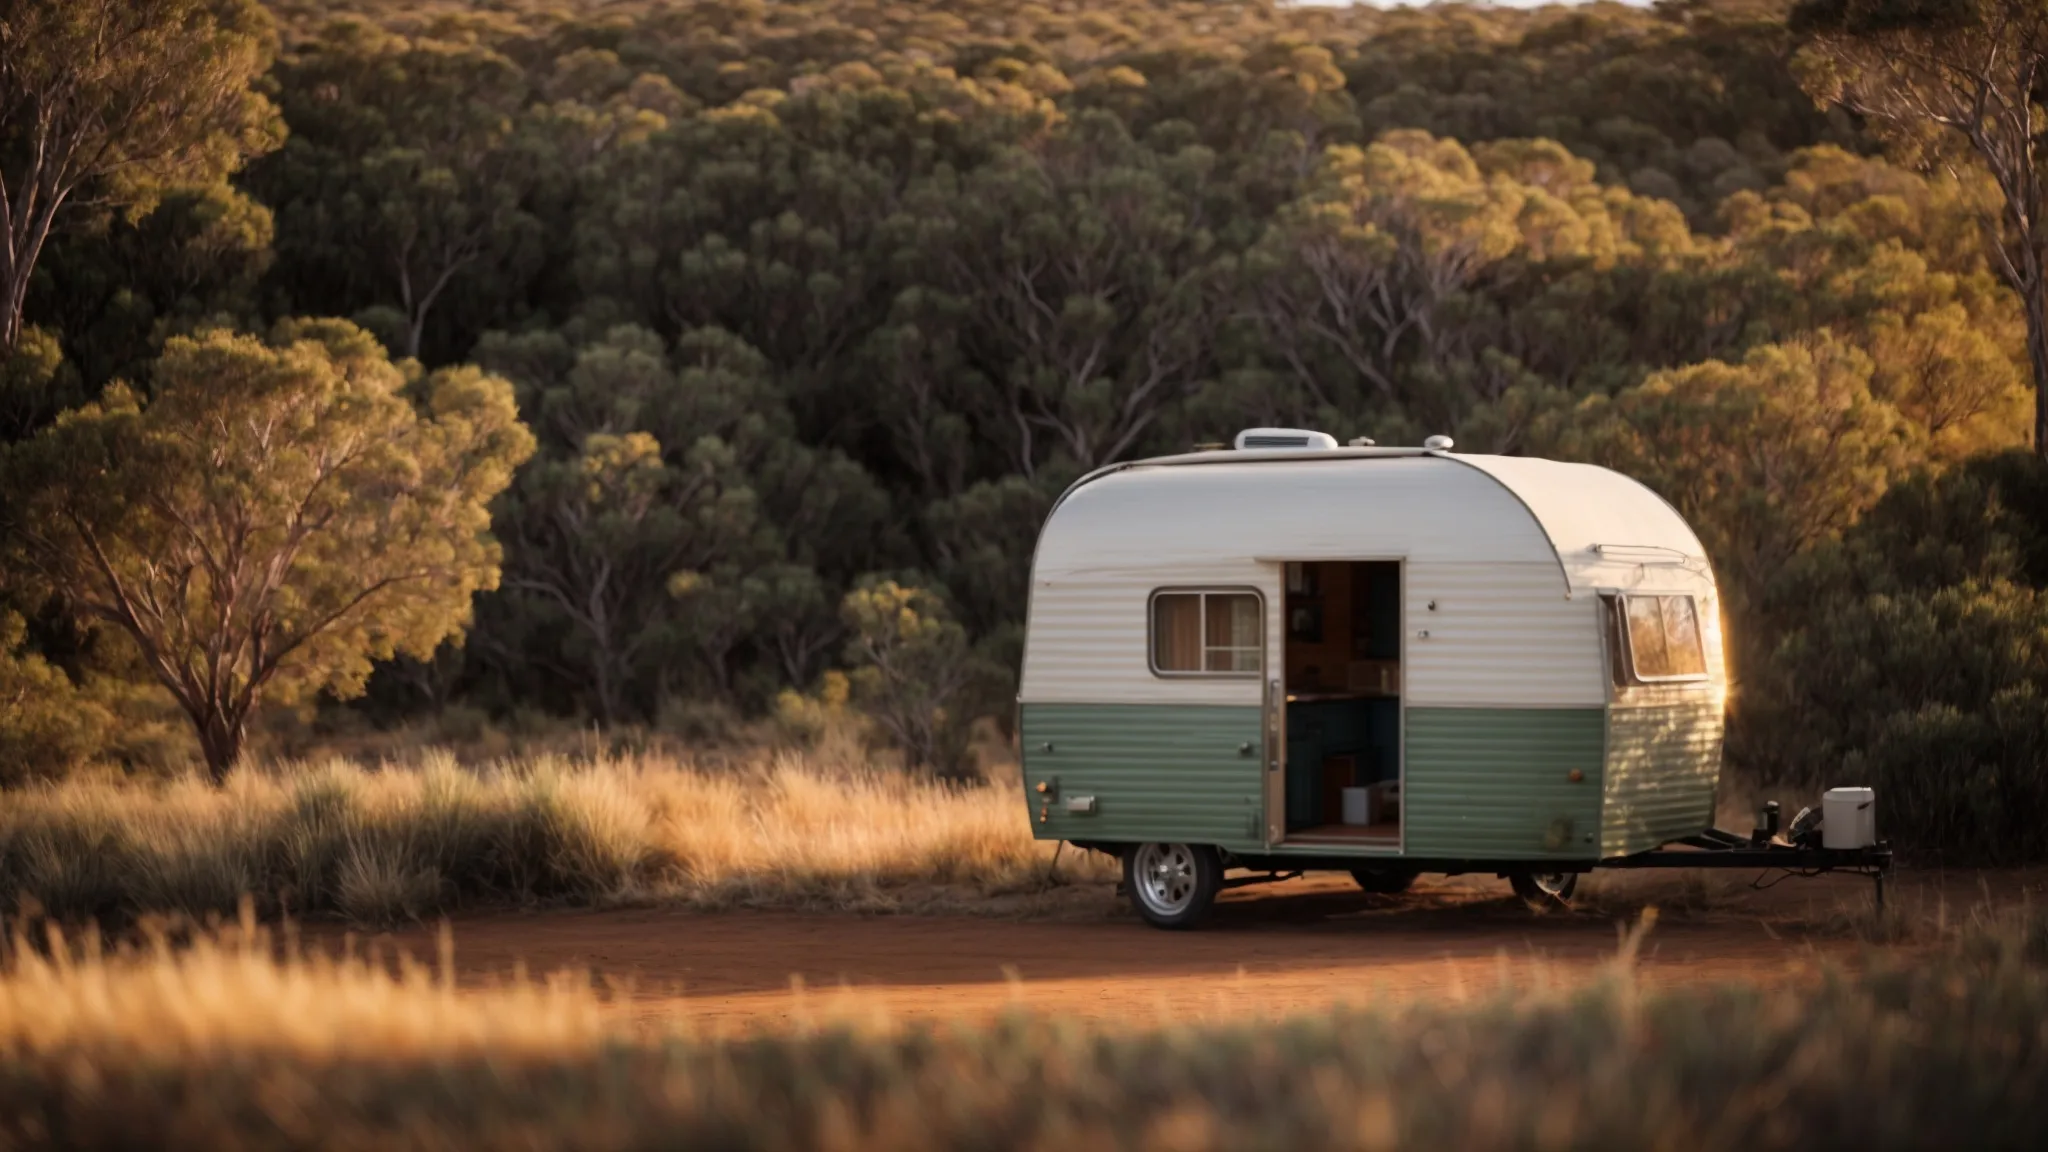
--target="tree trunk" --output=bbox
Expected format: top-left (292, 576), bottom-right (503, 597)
top-left (592, 654), bottom-right (622, 729)
top-left (196, 707), bottom-right (247, 785)
top-left (2028, 276), bottom-right (2048, 459)
top-left (1, 258), bottom-right (29, 351)
top-left (2, 192), bottom-right (67, 354)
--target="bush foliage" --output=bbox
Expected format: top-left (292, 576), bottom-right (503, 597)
top-left (0, 0), bottom-right (2044, 857)
top-left (1739, 452), bottom-right (2048, 862)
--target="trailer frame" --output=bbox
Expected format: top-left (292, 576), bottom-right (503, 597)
top-left (1592, 828), bottom-right (1894, 907)
top-left (1081, 822), bottom-right (1897, 918)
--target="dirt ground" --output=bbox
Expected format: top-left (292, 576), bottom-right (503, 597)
top-left (339, 867), bottom-right (2044, 1035)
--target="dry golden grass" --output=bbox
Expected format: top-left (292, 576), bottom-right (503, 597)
top-left (0, 743), bottom-right (1117, 926)
top-left (0, 914), bottom-right (615, 1065)
top-left (4, 910), bottom-right (2047, 1150)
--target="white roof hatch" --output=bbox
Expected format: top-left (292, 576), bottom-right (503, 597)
top-left (1233, 427), bottom-right (1338, 451)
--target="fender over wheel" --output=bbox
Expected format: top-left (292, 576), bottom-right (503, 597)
top-left (1124, 843), bottom-right (1223, 929)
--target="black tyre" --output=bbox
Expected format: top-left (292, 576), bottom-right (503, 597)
top-left (1509, 869), bottom-right (1579, 909)
top-left (1348, 866), bottom-right (1416, 895)
top-left (1123, 842), bottom-right (1224, 929)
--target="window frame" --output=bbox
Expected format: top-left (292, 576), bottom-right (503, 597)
top-left (1613, 592), bottom-right (1710, 685)
top-left (1147, 587), bottom-right (1267, 679)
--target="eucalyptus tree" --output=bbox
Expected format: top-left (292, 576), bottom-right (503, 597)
top-left (485, 325), bottom-right (891, 720)
top-left (0, 0), bottom-right (280, 351)
top-left (1794, 0), bottom-right (2048, 453)
top-left (253, 20), bottom-right (543, 361)
top-left (570, 64), bottom-right (1041, 438)
top-left (1529, 336), bottom-right (1917, 618)
top-left (898, 111), bottom-right (1227, 479)
top-left (0, 319), bottom-right (534, 780)
top-left (31, 184), bottom-right (276, 391)
top-left (1719, 145), bottom-right (2031, 460)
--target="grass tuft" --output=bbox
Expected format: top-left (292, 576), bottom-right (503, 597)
top-left (0, 751), bottom-right (1113, 926)
top-left (3, 910), bottom-right (2047, 1150)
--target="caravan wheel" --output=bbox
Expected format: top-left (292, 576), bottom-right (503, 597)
top-left (1124, 843), bottom-right (1222, 929)
top-left (1509, 870), bottom-right (1578, 910)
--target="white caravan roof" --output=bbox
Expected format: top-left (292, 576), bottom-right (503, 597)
top-left (1036, 448), bottom-right (1708, 597)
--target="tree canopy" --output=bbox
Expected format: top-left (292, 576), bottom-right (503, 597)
top-left (0, 1), bottom-right (2041, 816)
top-left (0, 0), bottom-right (282, 350)
top-left (1792, 0), bottom-right (2048, 449)
top-left (1, 319), bottom-right (532, 778)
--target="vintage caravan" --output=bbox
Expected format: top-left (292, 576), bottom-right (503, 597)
top-left (1018, 429), bottom-right (1731, 928)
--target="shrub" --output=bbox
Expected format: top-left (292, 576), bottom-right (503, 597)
top-left (0, 613), bottom-right (109, 786)
top-left (1737, 451), bottom-right (2048, 862)
top-left (840, 580), bottom-right (991, 778)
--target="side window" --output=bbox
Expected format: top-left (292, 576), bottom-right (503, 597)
top-left (1614, 593), bottom-right (1709, 682)
top-left (1152, 590), bottom-right (1262, 676)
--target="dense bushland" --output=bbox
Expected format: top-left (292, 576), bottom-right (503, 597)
top-left (1739, 451), bottom-right (2048, 862)
top-left (3, 0), bottom-right (2047, 858)
top-left (4, 908), bottom-right (2048, 1149)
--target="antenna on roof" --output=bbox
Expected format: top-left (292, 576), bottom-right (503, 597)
top-left (1347, 436), bottom-right (1376, 447)
top-left (1423, 435), bottom-right (1455, 451)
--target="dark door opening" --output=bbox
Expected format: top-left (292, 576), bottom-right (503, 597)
top-left (1281, 560), bottom-right (1402, 843)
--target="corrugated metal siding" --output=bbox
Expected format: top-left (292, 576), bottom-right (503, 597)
top-left (1020, 455), bottom-right (1647, 709)
top-left (1020, 703), bottom-right (1265, 851)
top-left (1601, 702), bottom-right (1723, 857)
top-left (1404, 707), bottom-right (1606, 860)
top-left (1020, 558), bottom-right (1607, 708)
top-left (1021, 457), bottom-right (1554, 705)
top-left (1404, 563), bottom-right (1604, 707)
top-left (1020, 563), bottom-right (1272, 706)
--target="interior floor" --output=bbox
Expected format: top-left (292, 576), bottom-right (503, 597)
top-left (1284, 822), bottom-right (1400, 844)
top-left (1282, 560), bottom-right (1402, 839)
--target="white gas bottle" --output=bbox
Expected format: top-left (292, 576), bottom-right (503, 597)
top-left (1822, 787), bottom-right (1877, 849)
top-left (1341, 787), bottom-right (1371, 826)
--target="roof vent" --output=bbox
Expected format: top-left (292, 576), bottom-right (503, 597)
top-left (1235, 427), bottom-right (1339, 451)
top-left (1423, 434), bottom-right (1455, 451)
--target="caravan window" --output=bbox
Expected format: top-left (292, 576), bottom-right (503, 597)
top-left (1619, 594), bottom-right (1708, 681)
top-left (1152, 591), bottom-right (1262, 676)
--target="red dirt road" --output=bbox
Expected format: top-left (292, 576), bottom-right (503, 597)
top-left (342, 868), bottom-right (2043, 1034)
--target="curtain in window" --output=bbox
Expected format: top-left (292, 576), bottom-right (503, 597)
top-left (1154, 594), bottom-right (1202, 671)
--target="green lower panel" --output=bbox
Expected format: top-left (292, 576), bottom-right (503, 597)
top-left (1404, 708), bottom-right (1606, 860)
top-left (1601, 702), bottom-right (1722, 857)
top-left (1019, 704), bottom-right (1265, 852)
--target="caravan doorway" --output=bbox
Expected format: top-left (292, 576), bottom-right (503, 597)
top-left (1280, 561), bottom-right (1402, 846)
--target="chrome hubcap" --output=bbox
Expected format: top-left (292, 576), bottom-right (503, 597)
top-left (1533, 872), bottom-right (1569, 895)
top-left (1134, 843), bottom-right (1197, 915)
